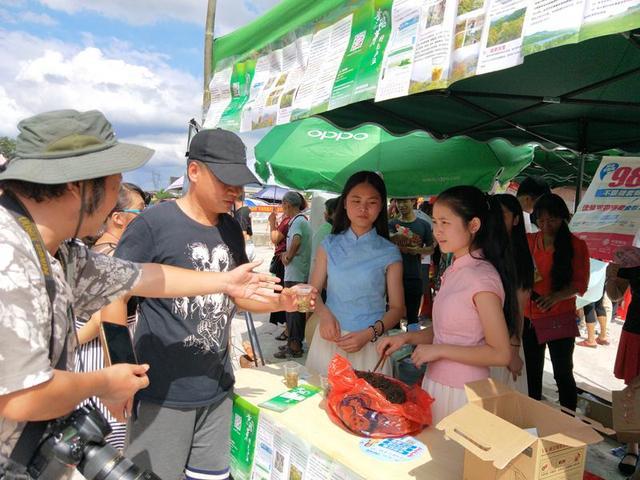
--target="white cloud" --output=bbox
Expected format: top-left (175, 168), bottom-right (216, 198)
top-left (108, 133), bottom-right (186, 190)
top-left (38, 0), bottom-right (206, 26)
top-left (2, 0), bottom-right (27, 7)
top-left (19, 11), bottom-right (57, 26)
top-left (0, 30), bottom-right (201, 136)
top-left (35, 0), bottom-right (280, 31)
top-left (0, 86), bottom-right (29, 136)
top-left (0, 7), bottom-right (57, 26)
top-left (1, 0), bottom-right (280, 188)
top-left (215, 0), bottom-right (281, 36)
top-left (121, 132), bottom-right (188, 167)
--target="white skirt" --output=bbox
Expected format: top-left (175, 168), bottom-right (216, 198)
top-left (305, 325), bottom-right (393, 377)
top-left (489, 345), bottom-right (528, 395)
top-left (421, 377), bottom-right (468, 425)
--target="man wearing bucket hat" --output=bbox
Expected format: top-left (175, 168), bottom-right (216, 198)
top-left (0, 110), bottom-right (283, 477)
top-left (102, 128), bottom-right (313, 480)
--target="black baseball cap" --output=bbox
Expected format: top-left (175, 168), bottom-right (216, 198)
top-left (188, 128), bottom-right (258, 186)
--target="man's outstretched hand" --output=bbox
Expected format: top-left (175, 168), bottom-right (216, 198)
top-left (225, 261), bottom-right (283, 302)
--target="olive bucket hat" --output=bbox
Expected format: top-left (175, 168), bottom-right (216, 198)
top-left (0, 109), bottom-right (154, 183)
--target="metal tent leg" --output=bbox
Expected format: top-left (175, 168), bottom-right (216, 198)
top-left (244, 311), bottom-right (265, 366)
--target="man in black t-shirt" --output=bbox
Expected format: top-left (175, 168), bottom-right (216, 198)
top-left (389, 197), bottom-right (434, 324)
top-left (103, 129), bottom-right (304, 480)
top-left (233, 193), bottom-right (253, 239)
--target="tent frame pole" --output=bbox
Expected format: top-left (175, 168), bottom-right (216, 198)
top-left (447, 94), bottom-right (572, 151)
top-left (448, 63), bottom-right (640, 141)
top-left (574, 119), bottom-right (588, 212)
top-left (453, 88), bottom-right (640, 109)
top-left (202, 0), bottom-right (217, 125)
top-left (575, 154), bottom-right (586, 212)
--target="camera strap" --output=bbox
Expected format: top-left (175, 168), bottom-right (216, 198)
top-left (0, 192), bottom-right (68, 468)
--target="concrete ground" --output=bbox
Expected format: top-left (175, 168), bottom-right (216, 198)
top-left (230, 245), bottom-right (631, 479)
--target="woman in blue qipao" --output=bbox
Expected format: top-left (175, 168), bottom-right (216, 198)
top-left (306, 171), bottom-right (405, 376)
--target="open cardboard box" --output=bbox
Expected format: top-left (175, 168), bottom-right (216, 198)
top-left (613, 382), bottom-right (640, 443)
top-left (437, 379), bottom-right (604, 480)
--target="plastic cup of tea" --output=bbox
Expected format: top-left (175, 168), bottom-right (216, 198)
top-left (293, 284), bottom-right (313, 313)
top-left (284, 362), bottom-right (300, 389)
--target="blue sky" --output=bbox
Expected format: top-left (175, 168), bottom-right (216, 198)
top-left (0, 0), bottom-right (280, 189)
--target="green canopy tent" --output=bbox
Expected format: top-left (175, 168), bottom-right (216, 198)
top-left (205, 0), bottom-right (640, 151)
top-left (204, 0), bottom-right (640, 205)
top-left (254, 116), bottom-right (534, 196)
top-left (515, 149), bottom-right (629, 188)
top-left (320, 31), bottom-right (640, 154)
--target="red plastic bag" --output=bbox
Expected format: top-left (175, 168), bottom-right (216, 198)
top-left (326, 354), bottom-right (434, 438)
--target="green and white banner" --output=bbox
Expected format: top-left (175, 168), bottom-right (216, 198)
top-left (205, 0), bottom-right (640, 132)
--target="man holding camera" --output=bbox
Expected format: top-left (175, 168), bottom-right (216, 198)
top-left (0, 110), bottom-right (284, 479)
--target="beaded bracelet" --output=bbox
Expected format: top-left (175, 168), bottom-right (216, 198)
top-left (369, 325), bottom-right (378, 343)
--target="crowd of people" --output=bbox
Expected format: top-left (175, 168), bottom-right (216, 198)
top-left (0, 108), bottom-right (638, 480)
top-left (0, 111), bottom-right (312, 480)
top-left (263, 165), bottom-right (638, 478)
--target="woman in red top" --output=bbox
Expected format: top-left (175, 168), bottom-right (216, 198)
top-left (523, 193), bottom-right (590, 411)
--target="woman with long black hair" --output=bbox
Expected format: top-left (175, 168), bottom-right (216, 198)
top-left (74, 182), bottom-right (148, 450)
top-left (523, 193), bottom-right (590, 411)
top-left (490, 194), bottom-right (534, 393)
top-left (306, 171), bottom-right (405, 375)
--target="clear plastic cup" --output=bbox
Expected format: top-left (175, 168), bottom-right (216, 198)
top-left (293, 284), bottom-right (313, 313)
top-left (284, 362), bottom-right (300, 389)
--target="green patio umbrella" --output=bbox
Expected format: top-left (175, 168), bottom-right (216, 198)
top-left (254, 117), bottom-right (534, 196)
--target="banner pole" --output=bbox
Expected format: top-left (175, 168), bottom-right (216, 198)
top-left (574, 153), bottom-right (585, 212)
top-left (574, 119), bottom-right (587, 212)
top-left (202, 0), bottom-right (217, 125)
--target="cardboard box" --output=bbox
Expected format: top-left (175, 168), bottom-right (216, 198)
top-left (577, 392), bottom-right (613, 430)
top-left (612, 383), bottom-right (640, 443)
top-left (437, 379), bottom-right (603, 480)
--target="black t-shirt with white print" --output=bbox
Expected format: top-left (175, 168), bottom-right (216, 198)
top-left (114, 201), bottom-right (248, 408)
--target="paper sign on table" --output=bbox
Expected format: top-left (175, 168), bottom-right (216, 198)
top-left (258, 384), bottom-right (321, 412)
top-left (359, 436), bottom-right (428, 462)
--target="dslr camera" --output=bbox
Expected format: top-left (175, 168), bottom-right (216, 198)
top-left (28, 405), bottom-right (160, 480)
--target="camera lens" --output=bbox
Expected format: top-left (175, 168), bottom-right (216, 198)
top-left (79, 443), bottom-right (162, 480)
